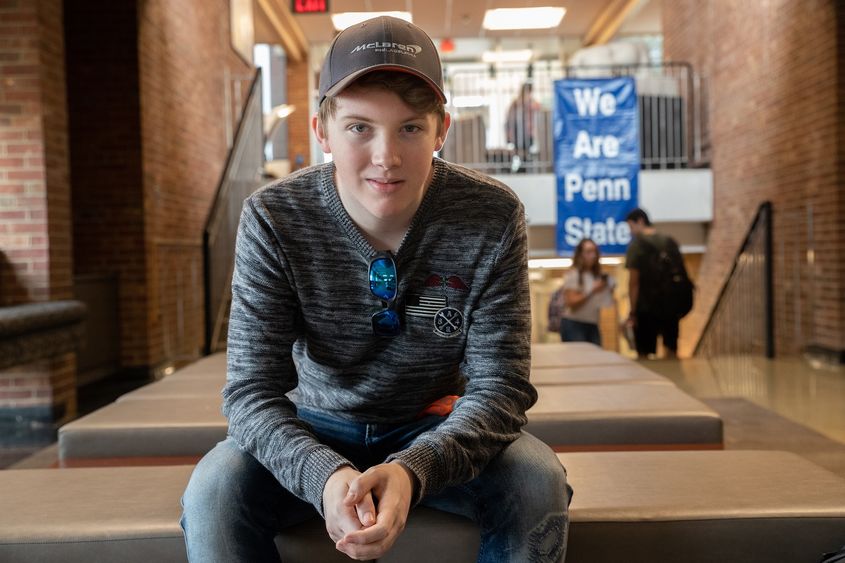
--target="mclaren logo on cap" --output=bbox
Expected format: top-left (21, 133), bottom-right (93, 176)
top-left (351, 42), bottom-right (422, 55)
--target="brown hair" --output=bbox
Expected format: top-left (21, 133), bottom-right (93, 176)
top-left (573, 238), bottom-right (602, 287)
top-left (318, 70), bottom-right (446, 132)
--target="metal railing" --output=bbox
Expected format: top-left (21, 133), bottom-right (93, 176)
top-left (204, 70), bottom-right (265, 353)
top-left (695, 202), bottom-right (774, 359)
top-left (440, 61), bottom-right (708, 174)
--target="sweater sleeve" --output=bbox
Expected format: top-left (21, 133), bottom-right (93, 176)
top-left (223, 197), bottom-right (353, 516)
top-left (386, 202), bottom-right (537, 500)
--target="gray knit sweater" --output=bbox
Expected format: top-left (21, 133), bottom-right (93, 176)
top-left (223, 158), bottom-right (536, 515)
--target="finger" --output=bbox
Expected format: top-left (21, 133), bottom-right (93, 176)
top-left (340, 521), bottom-right (390, 545)
top-left (344, 471), bottom-right (379, 506)
top-left (354, 492), bottom-right (377, 527)
top-left (336, 537), bottom-right (388, 561)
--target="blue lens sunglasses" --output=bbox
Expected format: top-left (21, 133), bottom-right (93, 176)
top-left (369, 252), bottom-right (400, 337)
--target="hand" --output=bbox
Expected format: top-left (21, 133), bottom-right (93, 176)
top-left (626, 314), bottom-right (637, 329)
top-left (334, 461), bottom-right (416, 560)
top-left (592, 278), bottom-right (608, 294)
top-left (323, 467), bottom-right (377, 549)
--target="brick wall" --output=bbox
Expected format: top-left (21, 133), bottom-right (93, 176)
top-left (286, 57), bottom-right (311, 169)
top-left (0, 0), bottom-right (76, 421)
top-left (137, 0), bottom-right (252, 368)
top-left (64, 0), bottom-right (148, 368)
top-left (664, 0), bottom-right (845, 357)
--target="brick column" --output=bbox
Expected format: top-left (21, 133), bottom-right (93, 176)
top-left (0, 0), bottom-right (76, 422)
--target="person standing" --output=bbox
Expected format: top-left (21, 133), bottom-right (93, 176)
top-left (625, 208), bottom-right (691, 359)
top-left (557, 238), bottom-right (614, 345)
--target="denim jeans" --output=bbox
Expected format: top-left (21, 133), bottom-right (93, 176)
top-left (560, 318), bottom-right (601, 346)
top-left (181, 407), bottom-right (571, 562)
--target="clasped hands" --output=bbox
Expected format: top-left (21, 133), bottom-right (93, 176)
top-left (322, 461), bottom-right (417, 560)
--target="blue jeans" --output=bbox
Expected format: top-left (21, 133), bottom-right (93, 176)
top-left (560, 318), bottom-right (601, 346)
top-left (181, 407), bottom-right (571, 562)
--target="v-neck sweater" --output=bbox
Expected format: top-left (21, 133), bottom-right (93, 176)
top-left (224, 158), bottom-right (536, 515)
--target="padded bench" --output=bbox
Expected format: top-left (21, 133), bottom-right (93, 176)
top-left (119, 364), bottom-right (671, 401)
top-left (531, 342), bottom-right (635, 368)
top-left (527, 383), bottom-right (722, 451)
top-left (531, 363), bottom-right (672, 386)
top-left (59, 384), bottom-right (722, 462)
top-left (3, 451), bottom-right (844, 562)
top-left (169, 352), bottom-right (227, 378)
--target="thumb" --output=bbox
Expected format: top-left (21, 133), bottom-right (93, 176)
top-left (354, 491), bottom-right (377, 527)
top-left (344, 471), bottom-right (376, 506)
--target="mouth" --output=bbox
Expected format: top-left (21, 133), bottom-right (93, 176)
top-left (367, 178), bottom-right (404, 192)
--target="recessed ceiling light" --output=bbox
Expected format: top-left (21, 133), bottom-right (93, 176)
top-left (331, 11), bottom-right (412, 31)
top-left (482, 7), bottom-right (566, 31)
top-left (481, 49), bottom-right (533, 63)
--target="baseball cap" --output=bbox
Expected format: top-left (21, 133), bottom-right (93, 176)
top-left (318, 16), bottom-right (446, 105)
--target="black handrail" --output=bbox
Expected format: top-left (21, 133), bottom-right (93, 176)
top-left (203, 70), bottom-right (264, 354)
top-left (694, 201), bottom-right (774, 358)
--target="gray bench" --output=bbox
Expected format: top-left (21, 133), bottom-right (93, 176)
top-left (59, 383), bottom-right (721, 462)
top-left (531, 343), bottom-right (635, 368)
top-left (531, 363), bottom-right (672, 386)
top-left (3, 451), bottom-right (844, 562)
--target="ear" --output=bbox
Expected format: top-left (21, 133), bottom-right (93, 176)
top-left (311, 112), bottom-right (332, 154)
top-left (434, 112), bottom-right (452, 152)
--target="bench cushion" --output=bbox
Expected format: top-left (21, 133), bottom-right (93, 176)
top-left (59, 399), bottom-right (226, 459)
top-left (117, 376), bottom-right (225, 401)
top-left (61, 383), bottom-right (722, 461)
top-left (527, 384), bottom-right (723, 449)
top-left (562, 450), bottom-right (845, 563)
top-left (170, 353), bottom-right (227, 377)
top-left (3, 451), bottom-right (844, 563)
top-left (531, 343), bottom-right (634, 368)
top-left (0, 465), bottom-right (475, 563)
top-left (531, 363), bottom-right (672, 386)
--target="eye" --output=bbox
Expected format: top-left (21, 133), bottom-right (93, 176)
top-left (348, 123), bottom-right (369, 134)
top-left (402, 124), bottom-right (423, 133)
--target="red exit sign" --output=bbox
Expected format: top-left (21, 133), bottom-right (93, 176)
top-left (292, 0), bottom-right (329, 14)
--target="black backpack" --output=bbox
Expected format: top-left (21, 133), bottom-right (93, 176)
top-left (639, 235), bottom-right (694, 320)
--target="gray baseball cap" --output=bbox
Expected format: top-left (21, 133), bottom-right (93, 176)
top-left (318, 16), bottom-right (446, 105)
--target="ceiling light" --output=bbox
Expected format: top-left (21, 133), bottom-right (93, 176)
top-left (528, 256), bottom-right (623, 269)
top-left (331, 11), bottom-right (412, 31)
top-left (481, 49), bottom-right (533, 63)
top-left (482, 7), bottom-right (566, 31)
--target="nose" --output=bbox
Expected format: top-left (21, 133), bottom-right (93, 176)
top-left (371, 132), bottom-right (401, 169)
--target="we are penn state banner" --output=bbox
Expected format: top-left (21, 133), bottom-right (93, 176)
top-left (553, 77), bottom-right (639, 254)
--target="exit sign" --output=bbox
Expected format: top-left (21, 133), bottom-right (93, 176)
top-left (292, 0), bottom-right (328, 13)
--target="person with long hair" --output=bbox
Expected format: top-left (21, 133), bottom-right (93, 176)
top-left (557, 238), bottom-right (615, 345)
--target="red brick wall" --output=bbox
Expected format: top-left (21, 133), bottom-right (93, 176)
top-left (64, 0), bottom-right (149, 368)
top-left (137, 0), bottom-right (252, 367)
top-left (0, 0), bottom-right (76, 420)
top-left (664, 0), bottom-right (845, 357)
top-left (286, 57), bottom-right (310, 169)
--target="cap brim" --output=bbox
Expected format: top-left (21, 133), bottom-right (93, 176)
top-left (322, 64), bottom-right (447, 104)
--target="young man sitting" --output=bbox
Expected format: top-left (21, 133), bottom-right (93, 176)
top-left (181, 16), bottom-right (571, 562)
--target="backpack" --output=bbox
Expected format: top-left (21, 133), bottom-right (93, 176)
top-left (639, 235), bottom-right (694, 320)
top-left (547, 288), bottom-right (565, 333)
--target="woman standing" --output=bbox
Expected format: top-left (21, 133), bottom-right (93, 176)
top-left (557, 238), bottom-right (615, 345)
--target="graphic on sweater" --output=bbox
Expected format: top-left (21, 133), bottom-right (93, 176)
top-left (423, 274), bottom-right (470, 292)
top-left (406, 293), bottom-right (448, 318)
top-left (433, 307), bottom-right (464, 337)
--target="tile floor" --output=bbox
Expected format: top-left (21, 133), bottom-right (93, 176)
top-left (647, 355), bottom-right (845, 445)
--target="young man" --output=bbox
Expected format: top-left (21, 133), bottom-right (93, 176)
top-left (181, 16), bottom-right (570, 562)
top-left (625, 207), bottom-right (682, 358)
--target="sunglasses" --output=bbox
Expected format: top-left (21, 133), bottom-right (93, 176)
top-left (369, 252), bottom-right (400, 337)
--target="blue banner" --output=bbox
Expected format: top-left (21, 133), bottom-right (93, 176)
top-left (554, 77), bottom-right (639, 255)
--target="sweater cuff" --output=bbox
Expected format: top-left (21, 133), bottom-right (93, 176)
top-left (299, 445), bottom-right (356, 517)
top-left (386, 441), bottom-right (443, 504)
